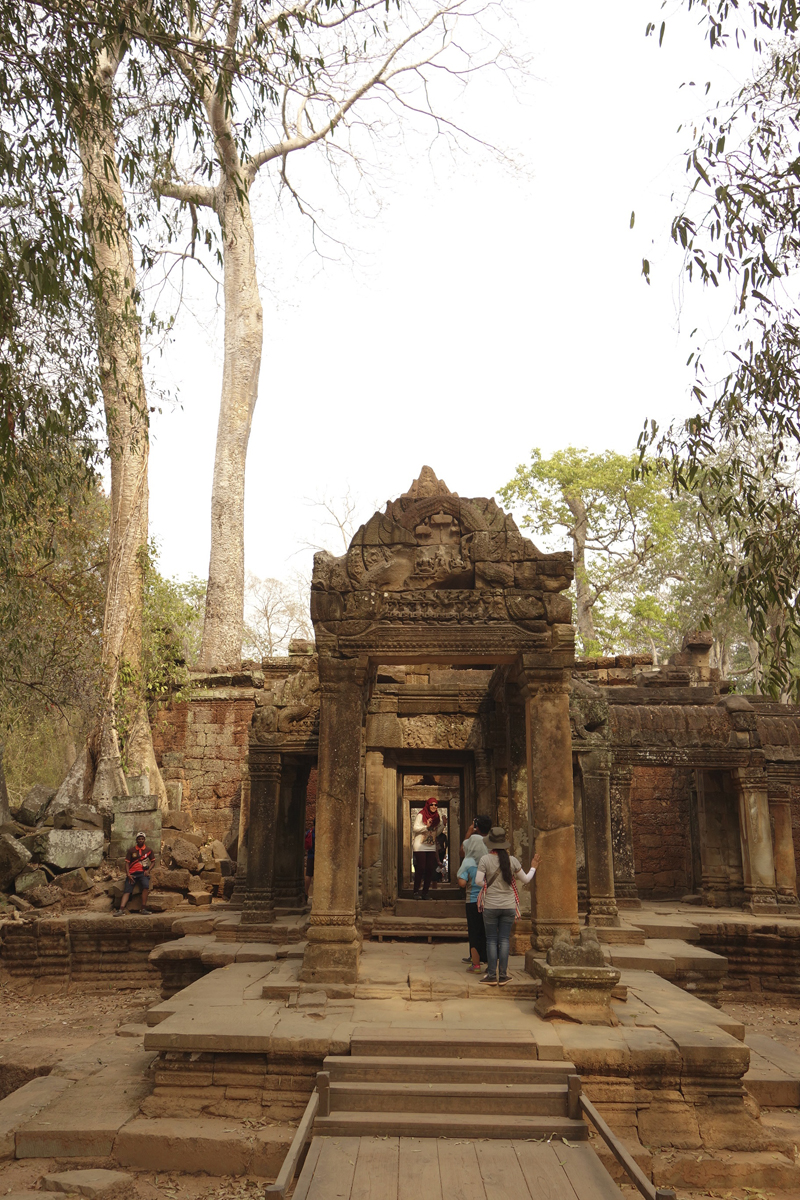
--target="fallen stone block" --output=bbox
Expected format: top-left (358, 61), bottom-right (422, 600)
top-left (14, 868), bottom-right (48, 894)
top-left (165, 830), bottom-right (205, 849)
top-left (187, 890), bottom-right (211, 907)
top-left (26, 884), bottom-right (62, 908)
top-left (8, 894), bottom-right (32, 912)
top-left (17, 784), bottom-right (56, 827)
top-left (41, 1169), bottom-right (134, 1198)
top-left (56, 867), bottom-right (93, 894)
top-left (164, 837), bottom-right (201, 871)
top-left (0, 1074), bottom-right (73, 1159)
top-left (0, 832), bottom-right (32, 890)
top-left (32, 829), bottom-right (104, 871)
top-left (149, 866), bottom-right (191, 892)
top-left (109, 811), bottom-right (161, 860)
top-left (210, 839), bottom-right (230, 862)
top-left (161, 811), bottom-right (191, 832)
top-left (146, 892), bottom-right (183, 913)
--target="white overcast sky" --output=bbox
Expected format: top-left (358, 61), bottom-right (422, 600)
top-left (145, 0), bottom-right (761, 586)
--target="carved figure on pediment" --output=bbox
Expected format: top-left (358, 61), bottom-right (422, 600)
top-left (312, 550), bottom-right (352, 593)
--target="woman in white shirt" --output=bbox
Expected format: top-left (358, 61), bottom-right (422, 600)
top-left (475, 826), bottom-right (540, 986)
top-left (412, 797), bottom-right (441, 900)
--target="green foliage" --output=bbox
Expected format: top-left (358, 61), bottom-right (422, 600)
top-left (643, 0), bottom-right (800, 697)
top-left (500, 447), bottom-right (754, 677)
top-left (141, 553), bottom-right (206, 702)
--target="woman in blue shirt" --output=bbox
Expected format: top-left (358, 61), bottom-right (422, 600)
top-left (457, 834), bottom-right (489, 971)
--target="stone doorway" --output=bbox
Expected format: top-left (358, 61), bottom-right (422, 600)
top-left (399, 767), bottom-right (463, 898)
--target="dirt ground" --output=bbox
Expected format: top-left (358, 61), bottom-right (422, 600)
top-left (722, 1000), bottom-right (800, 1056)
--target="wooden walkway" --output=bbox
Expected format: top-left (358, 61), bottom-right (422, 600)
top-left (293, 1135), bottom-right (625, 1200)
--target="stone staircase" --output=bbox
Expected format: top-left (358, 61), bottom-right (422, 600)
top-left (313, 1027), bottom-right (588, 1141)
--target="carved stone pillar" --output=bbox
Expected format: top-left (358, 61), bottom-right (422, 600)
top-left (609, 763), bottom-right (640, 908)
top-left (768, 784), bottom-right (799, 905)
top-left (241, 749), bottom-right (281, 925)
top-left (228, 769), bottom-right (250, 909)
top-left (505, 694), bottom-right (531, 950)
top-left (519, 663), bottom-right (580, 957)
top-left (578, 749), bottom-right (619, 927)
top-left (735, 765), bottom-right (779, 910)
top-left (273, 761), bottom-right (309, 912)
top-left (299, 656), bottom-right (367, 984)
top-left (362, 750), bottom-right (384, 913)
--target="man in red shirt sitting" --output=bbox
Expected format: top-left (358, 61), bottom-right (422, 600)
top-left (115, 832), bottom-right (156, 915)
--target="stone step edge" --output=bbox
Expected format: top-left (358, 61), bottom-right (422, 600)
top-left (314, 1112), bottom-right (589, 1139)
top-left (324, 1054), bottom-right (576, 1076)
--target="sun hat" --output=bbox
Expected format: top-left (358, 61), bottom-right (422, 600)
top-left (485, 826), bottom-right (510, 850)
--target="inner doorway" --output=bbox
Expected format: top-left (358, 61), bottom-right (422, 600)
top-left (398, 768), bottom-right (463, 898)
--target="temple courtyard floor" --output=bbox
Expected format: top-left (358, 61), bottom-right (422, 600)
top-left (2, 903), bottom-right (800, 1199)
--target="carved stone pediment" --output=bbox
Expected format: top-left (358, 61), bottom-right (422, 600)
top-left (250, 656), bottom-right (321, 747)
top-left (310, 467), bottom-right (576, 660)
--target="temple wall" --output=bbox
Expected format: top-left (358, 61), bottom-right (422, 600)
top-left (152, 686), bottom-right (256, 844)
top-left (630, 766), bottom-right (693, 898)
top-left (792, 782), bottom-right (800, 884)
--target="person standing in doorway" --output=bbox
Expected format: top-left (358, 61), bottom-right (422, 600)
top-left (476, 827), bottom-right (540, 985)
top-left (458, 833), bottom-right (488, 971)
top-left (412, 797), bottom-right (440, 900)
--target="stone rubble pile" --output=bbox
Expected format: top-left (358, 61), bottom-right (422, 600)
top-left (0, 773), bottom-right (235, 925)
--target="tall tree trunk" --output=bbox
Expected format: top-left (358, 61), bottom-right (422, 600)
top-left (197, 172), bottom-right (263, 670)
top-left (78, 56), bottom-right (167, 809)
top-left (565, 495), bottom-right (596, 648)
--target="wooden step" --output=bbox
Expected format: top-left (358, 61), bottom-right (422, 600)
top-left (323, 1055), bottom-right (576, 1085)
top-left (350, 1027), bottom-right (538, 1060)
top-left (394, 899), bottom-right (465, 918)
top-left (314, 1111), bottom-right (589, 1140)
top-left (328, 1080), bottom-right (569, 1116)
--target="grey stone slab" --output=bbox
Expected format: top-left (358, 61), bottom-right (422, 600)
top-left (32, 828), bottom-right (104, 870)
top-left (0, 1075), bottom-right (73, 1159)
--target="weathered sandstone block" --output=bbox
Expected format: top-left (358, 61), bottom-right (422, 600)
top-left (17, 784), bottom-right (56, 827)
top-left (0, 832), bottom-right (32, 889)
top-left (32, 828), bottom-right (104, 871)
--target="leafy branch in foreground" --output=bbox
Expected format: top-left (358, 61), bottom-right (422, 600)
top-left (642, 2), bottom-right (800, 697)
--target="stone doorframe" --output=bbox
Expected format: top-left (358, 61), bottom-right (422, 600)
top-left (298, 467), bottom-right (585, 986)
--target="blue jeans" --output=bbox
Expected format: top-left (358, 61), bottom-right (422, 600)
top-left (482, 907), bottom-right (516, 977)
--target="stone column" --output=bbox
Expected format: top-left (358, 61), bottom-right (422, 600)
top-left (228, 768), bottom-right (250, 909)
top-left (273, 761), bottom-right (308, 912)
top-left (609, 763), bottom-right (640, 908)
top-left (299, 656), bottom-right (367, 984)
top-left (735, 766), bottom-right (778, 910)
top-left (769, 791), bottom-right (799, 905)
top-left (578, 750), bottom-right (619, 927)
top-left (241, 749), bottom-right (281, 926)
top-left (519, 664), bottom-right (580, 956)
top-left (362, 750), bottom-right (384, 913)
top-left (505, 693), bottom-right (531, 950)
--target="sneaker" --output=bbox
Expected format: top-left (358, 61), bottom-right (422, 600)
top-left (479, 972), bottom-right (497, 985)
top-left (462, 957), bottom-right (472, 963)
top-left (139, 908), bottom-right (152, 915)
top-left (498, 974), bottom-right (512, 987)
top-left (113, 908), bottom-right (125, 917)
top-left (466, 964), bottom-right (482, 973)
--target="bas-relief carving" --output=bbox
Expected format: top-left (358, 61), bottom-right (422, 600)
top-left (250, 657), bottom-right (320, 746)
top-left (399, 713), bottom-right (484, 751)
top-left (310, 466), bottom-right (574, 641)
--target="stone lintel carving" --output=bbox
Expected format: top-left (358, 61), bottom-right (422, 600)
top-left (309, 468), bottom-right (575, 659)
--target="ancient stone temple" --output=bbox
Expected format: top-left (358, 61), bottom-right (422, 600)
top-left (243, 467), bottom-right (590, 983)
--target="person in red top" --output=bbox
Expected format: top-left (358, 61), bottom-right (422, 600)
top-left (115, 832), bottom-right (156, 915)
